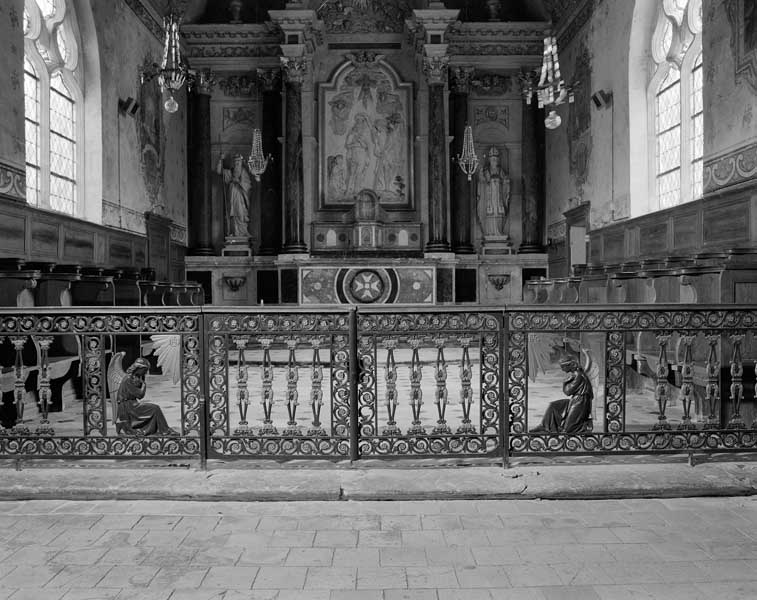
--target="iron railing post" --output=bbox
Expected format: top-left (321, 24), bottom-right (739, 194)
top-left (199, 396), bottom-right (208, 471)
top-left (348, 307), bottom-right (359, 462)
top-left (501, 309), bottom-right (509, 468)
top-left (199, 310), bottom-right (209, 470)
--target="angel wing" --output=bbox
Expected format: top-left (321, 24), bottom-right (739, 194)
top-left (107, 351), bottom-right (126, 400)
top-left (150, 334), bottom-right (181, 385)
top-left (527, 333), bottom-right (564, 382)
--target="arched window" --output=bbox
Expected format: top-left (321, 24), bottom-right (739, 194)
top-left (23, 0), bottom-right (82, 217)
top-left (649, 0), bottom-right (703, 210)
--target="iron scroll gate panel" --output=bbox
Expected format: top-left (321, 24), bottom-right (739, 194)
top-left (356, 310), bottom-right (504, 458)
top-left (0, 309), bottom-right (201, 459)
top-left (508, 307), bottom-right (757, 454)
top-left (204, 310), bottom-right (353, 458)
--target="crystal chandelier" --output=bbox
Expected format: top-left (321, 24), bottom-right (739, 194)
top-left (247, 128), bottom-right (272, 182)
top-left (141, 6), bottom-right (195, 113)
top-left (455, 124), bottom-right (479, 181)
top-left (522, 35), bottom-right (575, 129)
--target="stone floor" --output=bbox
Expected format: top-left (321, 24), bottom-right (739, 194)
top-left (0, 496), bottom-right (756, 599)
top-left (36, 345), bottom-right (683, 437)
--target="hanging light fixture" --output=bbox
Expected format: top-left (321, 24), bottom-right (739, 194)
top-left (247, 128), bottom-right (272, 181)
top-left (522, 35), bottom-right (575, 129)
top-left (141, 4), bottom-right (195, 113)
top-left (456, 124), bottom-right (479, 181)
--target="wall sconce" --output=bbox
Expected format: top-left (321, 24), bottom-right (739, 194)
top-left (487, 274), bottom-right (511, 291)
top-left (223, 276), bottom-right (246, 292)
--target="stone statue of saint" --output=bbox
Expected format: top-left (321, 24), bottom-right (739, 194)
top-left (216, 154), bottom-right (251, 239)
top-left (115, 358), bottom-right (178, 436)
top-left (529, 352), bottom-right (593, 434)
top-left (477, 146), bottom-right (511, 238)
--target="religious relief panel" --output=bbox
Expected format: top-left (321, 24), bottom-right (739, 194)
top-left (319, 56), bottom-right (413, 209)
top-left (137, 55), bottom-right (165, 204)
top-left (316, 0), bottom-right (412, 34)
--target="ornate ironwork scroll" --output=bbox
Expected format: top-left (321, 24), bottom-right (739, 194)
top-left (232, 336), bottom-right (251, 435)
top-left (508, 331), bottom-right (527, 441)
top-left (208, 334), bottom-right (229, 436)
top-left (433, 337), bottom-right (450, 434)
top-left (34, 336), bottom-right (54, 436)
top-left (605, 331), bottom-right (624, 433)
top-left (458, 337), bottom-right (475, 434)
top-left (357, 335), bottom-right (376, 436)
top-left (382, 338), bottom-right (400, 436)
top-left (283, 338), bottom-right (301, 436)
top-left (259, 338), bottom-right (277, 436)
top-left (9, 336), bottom-right (29, 435)
top-left (727, 334), bottom-right (746, 429)
top-left (182, 334), bottom-right (202, 435)
top-left (652, 335), bottom-right (672, 431)
top-left (407, 337), bottom-right (425, 435)
top-left (308, 337), bottom-right (326, 437)
top-left (331, 334), bottom-right (350, 437)
top-left (83, 335), bottom-right (105, 436)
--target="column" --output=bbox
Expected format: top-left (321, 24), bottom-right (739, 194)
top-left (281, 57), bottom-right (308, 254)
top-left (520, 98), bottom-right (546, 253)
top-left (424, 55), bottom-right (451, 253)
top-left (257, 69), bottom-right (283, 256)
top-left (187, 73), bottom-right (214, 255)
top-left (449, 67), bottom-right (475, 254)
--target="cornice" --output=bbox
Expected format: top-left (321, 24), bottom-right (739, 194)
top-left (0, 161), bottom-right (25, 202)
top-left (122, 0), bottom-right (164, 42)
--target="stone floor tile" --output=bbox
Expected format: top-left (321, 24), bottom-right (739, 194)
top-left (136, 531), bottom-right (189, 548)
top-left (213, 515), bottom-right (259, 533)
top-left (47, 530), bottom-right (106, 549)
top-left (332, 548), bottom-right (380, 568)
top-left (383, 590), bottom-right (438, 600)
top-left (148, 567), bottom-right (209, 589)
top-left (94, 530), bottom-right (147, 547)
top-left (49, 547), bottom-right (109, 567)
top-left (269, 530), bottom-right (315, 548)
top-left (213, 532), bottom-right (272, 549)
top-left (222, 591), bottom-right (277, 600)
top-left (4, 589), bottom-right (64, 600)
top-left (98, 546), bottom-right (153, 565)
top-left (97, 566), bottom-right (159, 588)
top-left (381, 516), bottom-right (422, 531)
top-left (406, 566), bottom-right (458, 589)
top-left (539, 586), bottom-right (601, 600)
top-left (164, 590), bottom-right (225, 600)
top-left (570, 528), bottom-right (623, 544)
top-left (436, 589), bottom-right (493, 600)
top-left (379, 547), bottom-right (427, 567)
top-left (461, 516), bottom-right (501, 530)
top-left (60, 589), bottom-right (121, 600)
top-left (558, 543), bottom-right (614, 564)
top-left (603, 543), bottom-right (657, 562)
top-left (516, 543), bottom-right (570, 564)
top-left (133, 516), bottom-right (181, 530)
top-left (443, 529), bottom-right (490, 547)
top-left (190, 546), bottom-right (243, 566)
top-left (199, 566), bottom-right (258, 589)
top-left (501, 564), bottom-right (563, 587)
top-left (238, 547), bottom-right (290, 566)
top-left (401, 530), bottom-right (446, 548)
top-left (641, 583), bottom-right (708, 599)
top-left (598, 561), bottom-right (665, 585)
top-left (252, 566), bottom-right (308, 590)
top-left (455, 565), bottom-right (511, 588)
top-left (303, 566), bottom-right (357, 590)
top-left (256, 516), bottom-right (300, 531)
top-left (359, 530), bottom-right (403, 547)
top-left (696, 581), bottom-right (757, 599)
top-left (316, 516), bottom-right (381, 531)
top-left (329, 591), bottom-right (382, 600)
top-left (116, 590), bottom-right (172, 600)
top-left (44, 565), bottom-right (112, 590)
top-left (49, 515), bottom-right (103, 530)
top-left (692, 559), bottom-right (756, 581)
top-left (6, 545), bottom-right (60, 565)
top-left (277, 592), bottom-right (331, 600)
top-left (470, 545), bottom-right (521, 566)
top-left (552, 563), bottom-right (615, 586)
top-left (421, 515), bottom-right (463, 530)
top-left (89, 515), bottom-right (142, 531)
top-left (647, 541), bottom-right (713, 561)
top-left (141, 547), bottom-right (198, 567)
top-left (697, 542), bottom-right (757, 559)
top-left (425, 547), bottom-right (475, 567)
top-left (313, 530), bottom-right (358, 548)
top-left (285, 547), bottom-right (334, 567)
top-left (356, 567), bottom-right (407, 589)
top-left (2, 565), bottom-right (62, 588)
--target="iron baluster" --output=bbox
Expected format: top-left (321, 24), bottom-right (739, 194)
top-left (382, 338), bottom-right (401, 436)
top-left (283, 338), bottom-right (301, 436)
top-left (652, 334), bottom-right (671, 431)
top-left (677, 335), bottom-right (696, 430)
top-left (407, 337), bottom-right (426, 435)
top-left (308, 338), bottom-right (326, 436)
top-left (259, 337), bottom-right (278, 435)
top-left (458, 338), bottom-right (476, 434)
top-left (233, 336), bottom-right (251, 435)
top-left (9, 336), bottom-right (29, 435)
top-left (433, 337), bottom-right (451, 434)
top-left (727, 334), bottom-right (745, 429)
top-left (703, 334), bottom-right (720, 429)
top-left (34, 336), bottom-right (55, 436)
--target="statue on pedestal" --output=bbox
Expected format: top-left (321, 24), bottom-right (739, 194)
top-left (477, 146), bottom-right (511, 240)
top-left (216, 154), bottom-right (252, 241)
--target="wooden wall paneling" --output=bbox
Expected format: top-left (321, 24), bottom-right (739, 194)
top-left (30, 219), bottom-right (59, 258)
top-left (603, 230), bottom-right (625, 263)
top-left (639, 219), bottom-right (668, 257)
top-left (703, 197), bottom-right (749, 247)
top-left (62, 226), bottom-right (96, 264)
top-left (672, 209), bottom-right (700, 252)
top-left (0, 207), bottom-right (26, 255)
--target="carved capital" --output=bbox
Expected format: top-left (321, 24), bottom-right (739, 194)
top-left (281, 56), bottom-right (309, 84)
top-left (256, 68), bottom-right (282, 92)
top-left (423, 54), bottom-right (449, 85)
top-left (218, 74), bottom-right (255, 97)
top-left (449, 66), bottom-right (474, 93)
top-left (194, 69), bottom-right (216, 95)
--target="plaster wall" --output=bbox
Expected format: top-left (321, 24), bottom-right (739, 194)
top-left (0, 0), bottom-right (26, 192)
top-left (545, 0), bottom-right (633, 234)
top-left (93, 1), bottom-right (187, 240)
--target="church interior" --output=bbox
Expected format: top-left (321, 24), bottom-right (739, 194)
top-left (0, 0), bottom-right (755, 458)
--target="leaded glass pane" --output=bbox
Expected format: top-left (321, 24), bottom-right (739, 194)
top-left (657, 169), bottom-right (681, 209)
top-left (35, 39), bottom-right (52, 63)
top-left (35, 0), bottom-right (55, 18)
top-left (50, 175), bottom-right (74, 215)
top-left (25, 165), bottom-right (39, 207)
top-left (23, 61), bottom-right (40, 187)
top-left (50, 132), bottom-right (74, 179)
top-left (660, 20), bottom-right (673, 57)
top-left (50, 74), bottom-right (74, 140)
top-left (657, 125), bottom-right (681, 173)
top-left (56, 27), bottom-right (69, 63)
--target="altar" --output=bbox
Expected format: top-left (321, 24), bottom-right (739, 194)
top-left (183, 1), bottom-right (549, 306)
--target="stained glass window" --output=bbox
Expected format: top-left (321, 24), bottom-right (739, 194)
top-left (690, 53), bottom-right (703, 200)
top-left (23, 0), bottom-right (80, 216)
top-left (656, 67), bottom-right (681, 209)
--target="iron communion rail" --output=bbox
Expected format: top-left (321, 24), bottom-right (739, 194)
top-left (0, 305), bottom-right (754, 462)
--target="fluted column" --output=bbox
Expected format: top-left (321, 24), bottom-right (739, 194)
top-left (424, 55), bottom-right (451, 253)
top-left (449, 67), bottom-right (475, 254)
top-left (257, 68), bottom-right (283, 256)
top-left (520, 98), bottom-right (546, 253)
top-left (188, 73), bottom-right (214, 255)
top-left (281, 57), bottom-right (308, 254)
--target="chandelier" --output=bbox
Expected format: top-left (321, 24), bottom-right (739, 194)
top-left (455, 124), bottom-right (479, 181)
top-left (141, 6), bottom-right (195, 113)
top-left (247, 129), bottom-right (272, 182)
top-left (522, 35), bottom-right (575, 129)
